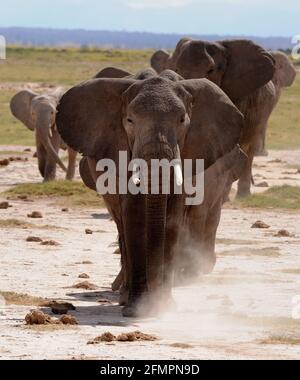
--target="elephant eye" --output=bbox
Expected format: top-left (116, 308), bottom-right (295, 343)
top-left (207, 68), bottom-right (214, 75)
top-left (127, 118), bottom-right (134, 124)
top-left (180, 116), bottom-right (185, 123)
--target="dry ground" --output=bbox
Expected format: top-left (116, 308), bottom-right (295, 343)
top-left (0, 146), bottom-right (299, 360)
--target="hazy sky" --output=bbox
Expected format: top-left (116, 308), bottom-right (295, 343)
top-left (1, 0), bottom-right (299, 37)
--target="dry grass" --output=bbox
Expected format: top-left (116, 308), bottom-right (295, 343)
top-left (4, 181), bottom-right (104, 208)
top-left (260, 335), bottom-right (300, 345)
top-left (237, 186), bottom-right (300, 210)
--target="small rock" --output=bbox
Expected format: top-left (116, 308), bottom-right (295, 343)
top-left (24, 148), bottom-right (31, 152)
top-left (60, 314), bottom-right (78, 325)
top-left (18, 195), bottom-right (28, 200)
top-left (0, 201), bottom-right (9, 209)
top-left (255, 181), bottom-right (269, 188)
top-left (41, 240), bottom-right (59, 246)
top-left (0, 159), bottom-right (9, 166)
top-left (251, 220), bottom-right (270, 229)
top-left (72, 281), bottom-right (98, 290)
top-left (85, 229), bottom-right (93, 235)
top-left (61, 208), bottom-right (69, 212)
top-left (26, 236), bottom-right (43, 243)
top-left (78, 273), bottom-right (90, 279)
top-left (82, 261), bottom-right (93, 265)
top-left (27, 211), bottom-right (43, 219)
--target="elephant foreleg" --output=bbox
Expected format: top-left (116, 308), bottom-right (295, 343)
top-left (236, 153), bottom-right (254, 198)
top-left (44, 129), bottom-right (61, 181)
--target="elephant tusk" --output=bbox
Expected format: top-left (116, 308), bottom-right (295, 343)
top-left (174, 161), bottom-right (183, 187)
top-left (174, 145), bottom-right (183, 187)
top-left (132, 164), bottom-right (141, 185)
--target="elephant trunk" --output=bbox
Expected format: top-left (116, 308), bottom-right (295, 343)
top-left (145, 191), bottom-right (167, 293)
top-left (36, 116), bottom-right (67, 173)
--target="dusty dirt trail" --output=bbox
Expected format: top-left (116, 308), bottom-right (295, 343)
top-left (0, 147), bottom-right (299, 359)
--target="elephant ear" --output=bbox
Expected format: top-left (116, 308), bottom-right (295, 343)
top-left (172, 38), bottom-right (191, 62)
top-left (79, 157), bottom-right (96, 191)
top-left (220, 40), bottom-right (275, 102)
top-left (10, 90), bottom-right (38, 131)
top-left (94, 67), bottom-right (131, 79)
top-left (151, 50), bottom-right (170, 74)
top-left (181, 78), bottom-right (244, 168)
top-left (56, 78), bottom-right (135, 160)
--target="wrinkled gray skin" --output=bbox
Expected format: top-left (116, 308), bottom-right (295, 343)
top-left (255, 51), bottom-right (297, 156)
top-left (10, 88), bottom-right (77, 181)
top-left (57, 67), bottom-right (247, 317)
top-left (151, 38), bottom-right (276, 197)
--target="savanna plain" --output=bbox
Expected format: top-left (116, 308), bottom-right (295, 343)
top-left (0, 48), bottom-right (300, 359)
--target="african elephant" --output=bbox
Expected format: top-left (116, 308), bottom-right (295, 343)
top-left (10, 88), bottom-right (77, 181)
top-left (255, 51), bottom-right (297, 156)
top-left (57, 68), bottom-right (246, 317)
top-left (151, 38), bottom-right (276, 197)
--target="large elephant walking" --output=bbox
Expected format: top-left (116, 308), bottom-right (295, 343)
top-left (151, 39), bottom-right (276, 197)
top-left (57, 68), bottom-right (246, 317)
top-left (10, 88), bottom-right (77, 182)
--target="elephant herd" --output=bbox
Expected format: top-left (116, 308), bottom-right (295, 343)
top-left (9, 39), bottom-right (296, 317)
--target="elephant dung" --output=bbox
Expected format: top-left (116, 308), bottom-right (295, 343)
top-left (274, 229), bottom-right (294, 237)
top-left (25, 310), bottom-right (55, 325)
top-left (41, 240), bottom-right (59, 246)
top-left (78, 273), bottom-right (90, 279)
top-left (60, 315), bottom-right (78, 325)
top-left (0, 201), bottom-right (10, 209)
top-left (27, 211), bottom-right (43, 219)
top-left (72, 281), bottom-right (98, 290)
top-left (0, 159), bottom-right (9, 166)
top-left (44, 300), bottom-right (76, 315)
top-left (26, 236), bottom-right (43, 243)
top-left (251, 220), bottom-right (270, 229)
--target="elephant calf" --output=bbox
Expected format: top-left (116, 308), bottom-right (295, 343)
top-left (255, 51), bottom-right (297, 156)
top-left (10, 88), bottom-right (77, 182)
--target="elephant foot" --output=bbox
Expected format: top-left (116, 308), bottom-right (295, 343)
top-left (119, 286), bottom-right (129, 306)
top-left (236, 189), bottom-right (251, 199)
top-left (255, 149), bottom-right (269, 157)
top-left (112, 268), bottom-right (124, 292)
top-left (122, 292), bottom-right (176, 318)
